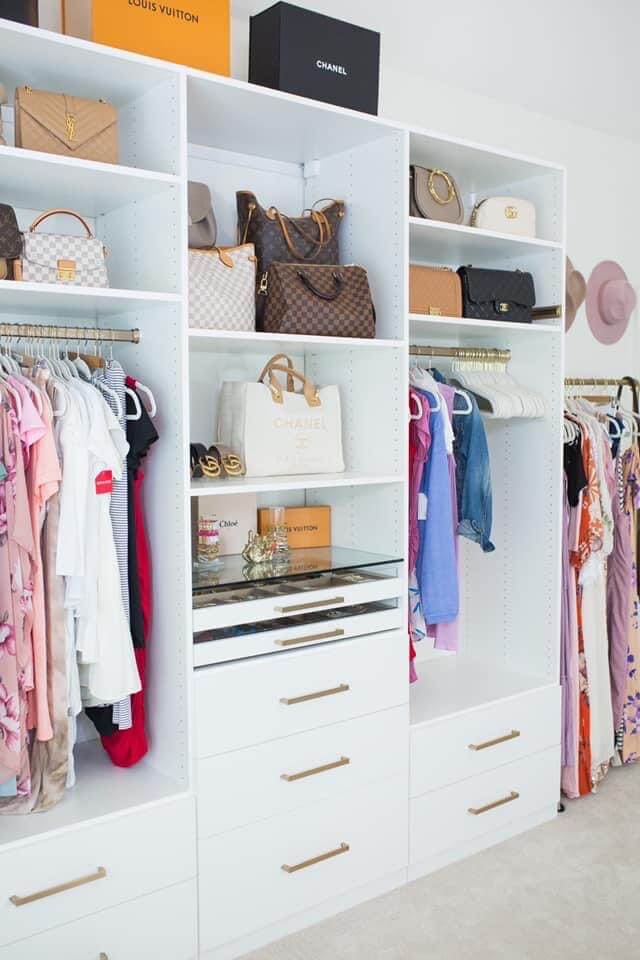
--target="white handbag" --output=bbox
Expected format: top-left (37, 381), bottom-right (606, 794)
top-left (189, 243), bottom-right (256, 331)
top-left (470, 197), bottom-right (536, 238)
top-left (18, 208), bottom-right (109, 287)
top-left (217, 355), bottom-right (345, 477)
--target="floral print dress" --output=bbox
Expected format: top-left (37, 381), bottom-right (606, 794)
top-left (620, 446), bottom-right (640, 763)
top-left (0, 395), bottom-right (21, 787)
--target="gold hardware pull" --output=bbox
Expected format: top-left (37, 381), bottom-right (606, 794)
top-left (282, 842), bottom-right (350, 874)
top-left (468, 791), bottom-right (520, 816)
top-left (10, 867), bottom-right (107, 907)
top-left (275, 628), bottom-right (345, 648)
top-left (280, 683), bottom-right (350, 706)
top-left (281, 756), bottom-right (350, 782)
top-left (468, 729), bottom-right (521, 752)
top-left (100, 954), bottom-right (109, 960)
top-left (275, 596), bottom-right (345, 614)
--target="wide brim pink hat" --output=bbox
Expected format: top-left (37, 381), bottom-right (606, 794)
top-left (586, 260), bottom-right (636, 345)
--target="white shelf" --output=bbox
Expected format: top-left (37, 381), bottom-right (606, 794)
top-left (0, 281), bottom-right (182, 319)
top-left (409, 126), bottom-right (563, 193)
top-left (0, 741), bottom-right (183, 848)
top-left (409, 217), bottom-right (562, 265)
top-left (410, 656), bottom-right (556, 727)
top-left (0, 18), bottom-right (179, 105)
top-left (188, 328), bottom-right (405, 355)
top-left (0, 146), bottom-right (179, 216)
top-left (190, 472), bottom-right (404, 498)
top-left (187, 71), bottom-right (400, 164)
top-left (409, 313), bottom-right (561, 339)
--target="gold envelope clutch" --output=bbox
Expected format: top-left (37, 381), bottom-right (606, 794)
top-left (14, 86), bottom-right (118, 164)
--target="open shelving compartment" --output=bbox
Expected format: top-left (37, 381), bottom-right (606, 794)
top-left (0, 22), bottom-right (191, 850)
top-left (186, 71), bottom-right (410, 669)
top-left (0, 303), bottom-right (190, 849)
top-left (408, 126), bottom-right (566, 730)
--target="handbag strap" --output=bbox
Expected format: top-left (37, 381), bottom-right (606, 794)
top-left (297, 269), bottom-right (344, 301)
top-left (258, 354), bottom-right (296, 393)
top-left (29, 208), bottom-right (94, 239)
top-left (264, 362), bottom-right (321, 408)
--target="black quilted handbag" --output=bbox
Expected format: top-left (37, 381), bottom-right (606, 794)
top-left (0, 204), bottom-right (22, 281)
top-left (457, 266), bottom-right (536, 323)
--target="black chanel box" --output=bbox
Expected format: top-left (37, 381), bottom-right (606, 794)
top-left (0, 0), bottom-right (38, 26)
top-left (249, 2), bottom-right (380, 115)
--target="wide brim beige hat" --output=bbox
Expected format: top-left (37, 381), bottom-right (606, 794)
top-left (565, 257), bottom-right (586, 332)
top-left (587, 260), bottom-right (636, 345)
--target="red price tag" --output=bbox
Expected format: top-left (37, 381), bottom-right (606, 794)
top-left (95, 470), bottom-right (113, 495)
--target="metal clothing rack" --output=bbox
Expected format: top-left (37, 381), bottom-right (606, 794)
top-left (0, 323), bottom-right (140, 343)
top-left (409, 344), bottom-right (511, 363)
top-left (564, 377), bottom-right (624, 387)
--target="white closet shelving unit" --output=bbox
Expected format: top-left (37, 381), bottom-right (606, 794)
top-left (0, 18), bottom-right (565, 960)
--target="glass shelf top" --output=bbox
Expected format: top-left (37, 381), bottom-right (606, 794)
top-left (192, 545), bottom-right (403, 595)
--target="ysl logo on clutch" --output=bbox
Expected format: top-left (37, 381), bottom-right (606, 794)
top-left (65, 113), bottom-right (77, 142)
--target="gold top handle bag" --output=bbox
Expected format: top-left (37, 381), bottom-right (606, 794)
top-left (409, 165), bottom-right (464, 225)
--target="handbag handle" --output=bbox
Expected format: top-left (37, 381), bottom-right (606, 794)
top-left (297, 269), bottom-right (344, 301)
top-left (29, 209), bottom-right (94, 239)
top-left (264, 362), bottom-right (321, 409)
top-left (258, 354), bottom-right (296, 393)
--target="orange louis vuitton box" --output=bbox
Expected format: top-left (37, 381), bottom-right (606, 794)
top-left (258, 506), bottom-right (331, 550)
top-left (62, 0), bottom-right (230, 76)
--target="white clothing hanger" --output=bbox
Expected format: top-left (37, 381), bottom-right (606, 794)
top-left (131, 379), bottom-right (157, 418)
top-left (125, 386), bottom-right (142, 421)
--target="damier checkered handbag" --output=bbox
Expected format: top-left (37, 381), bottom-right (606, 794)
top-left (16, 209), bottom-right (109, 287)
top-left (261, 263), bottom-right (375, 338)
top-left (188, 244), bottom-right (256, 331)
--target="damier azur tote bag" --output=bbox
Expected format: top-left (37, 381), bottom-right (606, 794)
top-left (217, 354), bottom-right (345, 477)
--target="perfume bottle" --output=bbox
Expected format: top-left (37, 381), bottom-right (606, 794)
top-left (197, 517), bottom-right (221, 567)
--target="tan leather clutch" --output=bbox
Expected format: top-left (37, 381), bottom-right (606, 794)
top-left (409, 265), bottom-right (462, 317)
top-left (14, 86), bottom-right (118, 164)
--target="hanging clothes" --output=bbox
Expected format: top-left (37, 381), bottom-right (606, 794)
top-left (407, 364), bottom-right (493, 678)
top-left (562, 382), bottom-right (640, 797)
top-left (0, 348), bottom-right (158, 814)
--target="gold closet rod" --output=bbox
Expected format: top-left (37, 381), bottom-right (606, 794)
top-left (410, 344), bottom-right (511, 363)
top-left (565, 377), bottom-right (624, 387)
top-left (0, 324), bottom-right (140, 343)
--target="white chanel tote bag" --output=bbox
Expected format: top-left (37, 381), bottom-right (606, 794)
top-left (189, 243), bottom-right (256, 331)
top-left (217, 355), bottom-right (345, 477)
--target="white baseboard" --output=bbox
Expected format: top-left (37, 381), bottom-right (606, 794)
top-left (200, 868), bottom-right (408, 960)
top-left (407, 804), bottom-right (557, 882)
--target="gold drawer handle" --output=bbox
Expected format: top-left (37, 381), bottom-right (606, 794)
top-left (468, 729), bottom-right (521, 752)
top-left (468, 791), bottom-right (520, 816)
top-left (280, 683), bottom-right (349, 706)
top-left (10, 866), bottom-right (107, 907)
top-left (281, 756), bottom-right (350, 782)
top-left (282, 842), bottom-right (350, 874)
top-left (100, 955), bottom-right (109, 960)
top-left (275, 628), bottom-right (345, 648)
top-left (275, 596), bottom-right (345, 614)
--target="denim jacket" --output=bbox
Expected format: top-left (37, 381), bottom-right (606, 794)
top-left (433, 370), bottom-right (495, 553)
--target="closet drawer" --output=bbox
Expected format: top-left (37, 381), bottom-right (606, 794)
top-left (194, 602), bottom-right (401, 666)
top-left (410, 746), bottom-right (560, 865)
top-left (193, 567), bottom-right (402, 632)
top-left (0, 795), bottom-right (196, 947)
top-left (0, 880), bottom-right (198, 959)
top-left (199, 775), bottom-right (408, 951)
top-left (197, 705), bottom-right (409, 837)
top-left (411, 684), bottom-right (561, 796)
top-left (196, 630), bottom-right (407, 757)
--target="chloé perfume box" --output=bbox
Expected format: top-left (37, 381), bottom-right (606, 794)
top-left (194, 493), bottom-right (258, 557)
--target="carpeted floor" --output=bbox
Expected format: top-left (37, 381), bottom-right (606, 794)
top-left (248, 763), bottom-right (640, 959)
